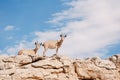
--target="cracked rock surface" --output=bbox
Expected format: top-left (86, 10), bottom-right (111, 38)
top-left (0, 54), bottom-right (120, 80)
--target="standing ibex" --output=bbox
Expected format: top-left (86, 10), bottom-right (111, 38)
top-left (18, 41), bottom-right (41, 55)
top-left (42, 34), bottom-right (67, 57)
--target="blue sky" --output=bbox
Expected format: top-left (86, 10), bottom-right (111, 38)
top-left (0, 0), bottom-right (65, 48)
top-left (0, 0), bottom-right (120, 58)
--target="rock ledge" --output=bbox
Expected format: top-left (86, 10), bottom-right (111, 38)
top-left (0, 54), bottom-right (120, 80)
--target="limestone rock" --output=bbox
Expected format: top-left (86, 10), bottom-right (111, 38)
top-left (11, 69), bottom-right (44, 80)
top-left (31, 59), bottom-right (63, 69)
top-left (91, 57), bottom-right (116, 70)
top-left (0, 54), bottom-right (120, 80)
top-left (74, 57), bottom-right (120, 80)
top-left (109, 54), bottom-right (120, 69)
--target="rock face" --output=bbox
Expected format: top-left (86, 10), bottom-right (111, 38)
top-left (0, 54), bottom-right (120, 80)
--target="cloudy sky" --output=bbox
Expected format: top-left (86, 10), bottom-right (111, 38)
top-left (0, 0), bottom-right (120, 58)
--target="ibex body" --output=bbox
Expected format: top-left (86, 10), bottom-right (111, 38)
top-left (42, 34), bottom-right (67, 57)
top-left (18, 42), bottom-right (41, 55)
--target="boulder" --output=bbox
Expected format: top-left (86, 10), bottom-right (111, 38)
top-left (32, 59), bottom-right (63, 69)
top-left (73, 57), bottom-right (120, 80)
top-left (109, 54), bottom-right (120, 69)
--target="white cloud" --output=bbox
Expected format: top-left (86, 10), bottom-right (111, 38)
top-left (1, 0), bottom-right (120, 58)
top-left (4, 25), bottom-right (15, 31)
top-left (1, 40), bottom-right (34, 55)
top-left (46, 0), bottom-right (120, 58)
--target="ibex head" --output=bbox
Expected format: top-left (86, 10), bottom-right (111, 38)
top-left (60, 34), bottom-right (67, 41)
top-left (35, 41), bottom-right (41, 49)
top-left (60, 34), bottom-right (67, 37)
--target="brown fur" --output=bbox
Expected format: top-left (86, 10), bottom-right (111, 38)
top-left (42, 34), bottom-right (66, 57)
top-left (18, 42), bottom-right (41, 55)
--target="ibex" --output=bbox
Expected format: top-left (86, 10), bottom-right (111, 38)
top-left (18, 41), bottom-right (41, 55)
top-left (42, 34), bottom-right (67, 57)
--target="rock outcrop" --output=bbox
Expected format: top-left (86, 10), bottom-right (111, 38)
top-left (0, 54), bottom-right (120, 80)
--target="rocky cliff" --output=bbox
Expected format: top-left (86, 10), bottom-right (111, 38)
top-left (0, 54), bottom-right (120, 80)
